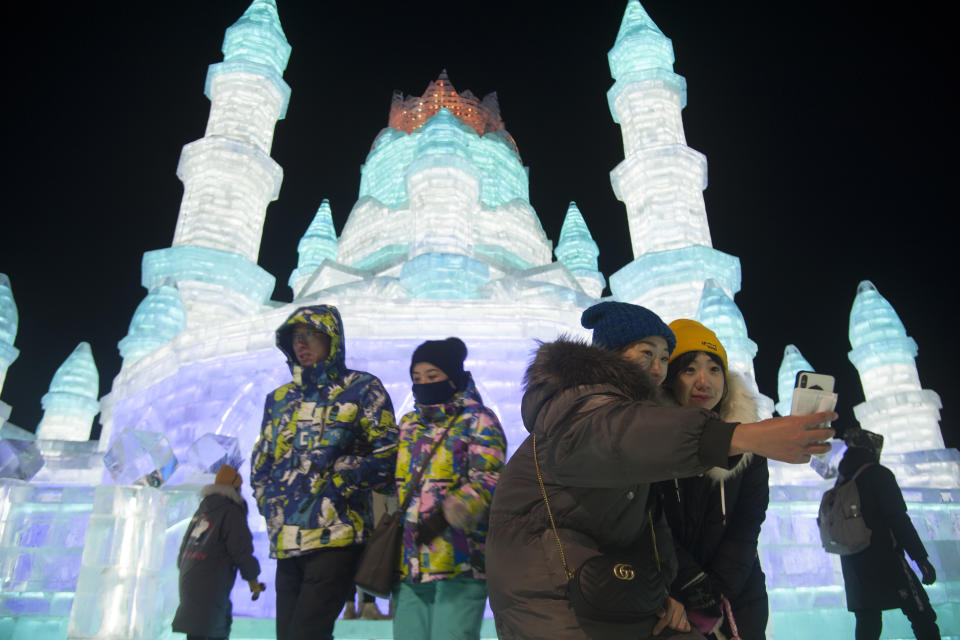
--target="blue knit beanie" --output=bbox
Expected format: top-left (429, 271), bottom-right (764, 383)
top-left (581, 301), bottom-right (676, 354)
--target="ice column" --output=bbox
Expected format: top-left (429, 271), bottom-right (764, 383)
top-left (0, 274), bottom-right (19, 397)
top-left (606, 1), bottom-right (739, 320)
top-left (136, 0), bottom-right (291, 328)
top-left (775, 344), bottom-right (814, 416)
top-left (554, 202), bottom-right (605, 299)
top-left (848, 280), bottom-right (944, 453)
top-left (289, 199), bottom-right (338, 297)
top-left (36, 343), bottom-right (100, 441)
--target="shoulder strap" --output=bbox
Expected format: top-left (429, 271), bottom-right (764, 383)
top-left (838, 462), bottom-right (876, 487)
top-left (400, 423), bottom-right (455, 512)
top-left (533, 434), bottom-right (574, 579)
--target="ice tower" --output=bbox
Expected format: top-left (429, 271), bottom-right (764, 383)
top-left (288, 199), bottom-right (338, 297)
top-left (128, 0), bottom-right (291, 333)
top-left (606, 1), bottom-right (740, 321)
top-left (554, 202), bottom-right (605, 299)
top-left (775, 344), bottom-right (814, 417)
top-left (0, 274), bottom-right (18, 404)
top-left (35, 343), bottom-right (100, 441)
top-left (306, 70), bottom-right (573, 302)
top-left (847, 281), bottom-right (958, 487)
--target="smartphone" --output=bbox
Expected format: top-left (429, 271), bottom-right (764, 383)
top-left (794, 371), bottom-right (835, 393)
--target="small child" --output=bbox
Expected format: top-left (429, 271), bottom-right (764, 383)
top-left (172, 464), bottom-right (264, 640)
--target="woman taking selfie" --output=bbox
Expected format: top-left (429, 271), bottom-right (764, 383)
top-left (655, 319), bottom-right (770, 639)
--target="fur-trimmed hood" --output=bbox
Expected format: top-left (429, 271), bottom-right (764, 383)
top-left (521, 337), bottom-right (660, 432)
top-left (698, 372), bottom-right (761, 482)
top-left (200, 483), bottom-right (244, 504)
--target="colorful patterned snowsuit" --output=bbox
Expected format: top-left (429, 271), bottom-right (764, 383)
top-left (250, 305), bottom-right (398, 559)
top-left (395, 374), bottom-right (506, 583)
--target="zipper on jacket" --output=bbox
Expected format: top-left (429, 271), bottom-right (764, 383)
top-left (648, 509), bottom-right (661, 573)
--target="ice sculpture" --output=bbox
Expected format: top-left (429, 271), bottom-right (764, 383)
top-left (289, 199), bottom-right (338, 297)
top-left (554, 202), bottom-right (605, 298)
top-left (103, 429), bottom-right (178, 487)
top-left (847, 281), bottom-right (958, 490)
top-left (144, 0), bottom-right (290, 327)
top-left (0, 273), bottom-right (19, 396)
top-left (848, 281), bottom-right (943, 453)
top-left (183, 433), bottom-right (242, 474)
top-left (4, 2), bottom-right (957, 640)
top-left (67, 484), bottom-right (198, 640)
top-left (0, 481), bottom-right (95, 638)
top-left (0, 439), bottom-right (44, 480)
top-left (328, 71), bottom-right (555, 299)
top-left (696, 281), bottom-right (758, 382)
top-left (606, 1), bottom-right (739, 321)
top-left (775, 344), bottom-right (815, 416)
top-left (118, 283), bottom-right (186, 364)
top-left (35, 343), bottom-right (100, 442)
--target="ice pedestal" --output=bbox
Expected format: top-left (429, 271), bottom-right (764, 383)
top-left (103, 429), bottom-right (178, 487)
top-left (0, 481), bottom-right (95, 638)
top-left (0, 439), bottom-right (44, 481)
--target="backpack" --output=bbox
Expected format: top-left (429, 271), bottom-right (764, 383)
top-left (817, 463), bottom-right (875, 555)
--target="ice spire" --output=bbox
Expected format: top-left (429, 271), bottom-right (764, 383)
top-left (118, 284), bottom-right (187, 364)
top-left (35, 343), bottom-right (100, 441)
top-left (608, 0), bottom-right (673, 79)
top-left (135, 0), bottom-right (291, 333)
top-left (554, 202), bottom-right (605, 298)
top-left (221, 0), bottom-right (291, 79)
top-left (776, 345), bottom-right (814, 416)
top-left (696, 280), bottom-right (757, 372)
top-left (289, 200), bottom-right (339, 296)
top-left (0, 274), bottom-right (19, 396)
top-left (606, 1), bottom-right (739, 321)
top-left (848, 280), bottom-right (944, 454)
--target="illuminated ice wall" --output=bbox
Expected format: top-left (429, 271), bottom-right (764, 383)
top-left (1, 2), bottom-right (957, 640)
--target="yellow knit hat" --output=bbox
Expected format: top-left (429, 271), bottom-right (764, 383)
top-left (667, 319), bottom-right (728, 371)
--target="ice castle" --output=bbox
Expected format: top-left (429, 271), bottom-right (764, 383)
top-left (1, 2), bottom-right (957, 638)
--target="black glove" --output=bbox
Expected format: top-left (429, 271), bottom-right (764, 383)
top-left (918, 558), bottom-right (936, 585)
top-left (416, 511), bottom-right (449, 545)
top-left (679, 572), bottom-right (723, 612)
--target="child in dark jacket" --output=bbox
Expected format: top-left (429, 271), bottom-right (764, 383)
top-left (173, 464), bottom-right (264, 640)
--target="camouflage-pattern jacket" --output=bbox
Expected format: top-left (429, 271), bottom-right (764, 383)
top-left (251, 305), bottom-right (398, 559)
top-left (396, 374), bottom-right (506, 582)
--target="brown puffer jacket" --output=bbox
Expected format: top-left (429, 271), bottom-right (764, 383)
top-left (486, 338), bottom-right (738, 640)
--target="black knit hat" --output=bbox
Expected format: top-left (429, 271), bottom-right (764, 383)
top-left (410, 337), bottom-right (468, 389)
top-left (581, 301), bottom-right (676, 354)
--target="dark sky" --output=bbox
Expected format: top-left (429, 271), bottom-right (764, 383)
top-left (2, 2), bottom-right (956, 447)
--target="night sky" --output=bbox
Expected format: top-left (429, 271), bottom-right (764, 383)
top-left (2, 2), bottom-right (956, 447)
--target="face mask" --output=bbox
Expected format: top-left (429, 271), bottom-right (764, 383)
top-left (413, 380), bottom-right (456, 405)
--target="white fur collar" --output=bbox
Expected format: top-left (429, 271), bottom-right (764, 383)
top-left (704, 372), bottom-right (761, 483)
top-left (201, 483), bottom-right (243, 504)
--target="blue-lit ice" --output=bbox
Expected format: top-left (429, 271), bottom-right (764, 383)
top-left (184, 433), bottom-right (242, 474)
top-left (35, 343), bottom-right (99, 442)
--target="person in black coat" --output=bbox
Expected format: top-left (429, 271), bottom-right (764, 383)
top-left (654, 319), bottom-right (770, 640)
top-left (836, 429), bottom-right (940, 640)
top-left (173, 464), bottom-right (264, 640)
